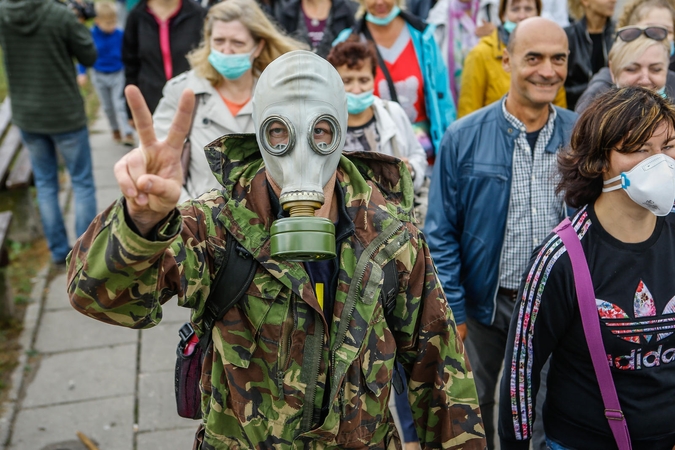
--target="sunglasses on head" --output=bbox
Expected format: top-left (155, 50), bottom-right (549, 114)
top-left (616, 26), bottom-right (669, 42)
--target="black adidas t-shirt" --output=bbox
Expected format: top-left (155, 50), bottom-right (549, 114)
top-left (499, 204), bottom-right (675, 450)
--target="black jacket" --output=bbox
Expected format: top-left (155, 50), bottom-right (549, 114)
top-left (273, 0), bottom-right (357, 58)
top-left (575, 67), bottom-right (675, 114)
top-left (123, 0), bottom-right (206, 113)
top-left (564, 17), bottom-right (615, 110)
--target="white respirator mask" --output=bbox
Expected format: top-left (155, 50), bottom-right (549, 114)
top-left (602, 153), bottom-right (675, 216)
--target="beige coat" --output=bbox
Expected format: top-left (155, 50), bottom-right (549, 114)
top-left (153, 70), bottom-right (255, 202)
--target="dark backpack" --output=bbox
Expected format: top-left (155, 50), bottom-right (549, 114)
top-left (175, 232), bottom-right (399, 419)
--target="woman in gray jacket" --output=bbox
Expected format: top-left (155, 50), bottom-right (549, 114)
top-left (153, 0), bottom-right (304, 202)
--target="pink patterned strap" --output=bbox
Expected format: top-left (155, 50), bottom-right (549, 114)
top-left (554, 218), bottom-right (632, 450)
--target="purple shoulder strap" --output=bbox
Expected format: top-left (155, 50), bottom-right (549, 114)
top-left (554, 218), bottom-right (632, 450)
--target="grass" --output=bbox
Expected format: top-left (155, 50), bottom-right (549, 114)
top-left (0, 47), bottom-right (6, 102)
top-left (0, 238), bottom-right (51, 413)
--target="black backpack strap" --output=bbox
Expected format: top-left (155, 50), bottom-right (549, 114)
top-left (360, 23), bottom-right (399, 104)
top-left (381, 258), bottom-right (399, 318)
top-left (197, 232), bottom-right (258, 351)
top-left (381, 259), bottom-right (403, 393)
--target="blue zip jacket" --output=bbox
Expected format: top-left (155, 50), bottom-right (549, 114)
top-left (424, 100), bottom-right (577, 326)
top-left (77, 26), bottom-right (124, 75)
top-left (334, 12), bottom-right (455, 153)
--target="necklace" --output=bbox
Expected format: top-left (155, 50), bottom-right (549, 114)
top-left (311, 18), bottom-right (320, 26)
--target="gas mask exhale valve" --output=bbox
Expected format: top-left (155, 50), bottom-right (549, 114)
top-left (252, 51), bottom-right (348, 261)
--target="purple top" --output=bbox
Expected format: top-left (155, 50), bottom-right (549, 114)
top-left (302, 9), bottom-right (327, 49)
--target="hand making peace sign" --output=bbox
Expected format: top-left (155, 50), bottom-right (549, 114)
top-left (114, 85), bottom-right (195, 236)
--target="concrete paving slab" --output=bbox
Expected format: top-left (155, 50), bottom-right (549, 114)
top-left (138, 370), bottom-right (196, 432)
top-left (22, 344), bottom-right (136, 408)
top-left (160, 298), bottom-right (191, 324)
top-left (35, 308), bottom-right (137, 354)
top-left (136, 425), bottom-right (197, 450)
top-left (96, 187), bottom-right (122, 212)
top-left (44, 274), bottom-right (70, 311)
top-left (9, 395), bottom-right (134, 450)
top-left (140, 323), bottom-right (182, 374)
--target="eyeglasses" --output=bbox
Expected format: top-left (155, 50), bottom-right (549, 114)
top-left (616, 26), bottom-right (668, 43)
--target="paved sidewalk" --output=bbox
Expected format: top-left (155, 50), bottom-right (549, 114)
top-left (1, 111), bottom-right (198, 450)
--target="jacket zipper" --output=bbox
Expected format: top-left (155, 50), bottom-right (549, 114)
top-left (331, 221), bottom-right (403, 386)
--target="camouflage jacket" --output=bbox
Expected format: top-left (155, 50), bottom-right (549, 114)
top-left (68, 134), bottom-right (485, 449)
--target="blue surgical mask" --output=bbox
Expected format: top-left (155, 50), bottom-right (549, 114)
top-left (346, 90), bottom-right (375, 114)
top-left (503, 20), bottom-right (517, 34)
top-left (365, 5), bottom-right (401, 26)
top-left (670, 40), bottom-right (674, 57)
top-left (208, 48), bottom-right (254, 80)
top-left (658, 86), bottom-right (668, 98)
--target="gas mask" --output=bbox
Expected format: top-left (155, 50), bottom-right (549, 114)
top-left (252, 50), bottom-right (347, 261)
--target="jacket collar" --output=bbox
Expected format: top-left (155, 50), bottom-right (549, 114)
top-left (182, 71), bottom-right (254, 131)
top-left (202, 134), bottom-right (413, 299)
top-left (492, 97), bottom-right (567, 154)
top-left (371, 97), bottom-right (398, 144)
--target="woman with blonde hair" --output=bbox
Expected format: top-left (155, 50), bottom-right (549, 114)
top-left (153, 0), bottom-right (305, 201)
top-left (618, 0), bottom-right (675, 70)
top-left (575, 27), bottom-right (672, 113)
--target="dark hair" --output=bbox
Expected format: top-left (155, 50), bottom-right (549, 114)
top-left (557, 86), bottom-right (675, 208)
top-left (498, 0), bottom-right (542, 21)
top-left (326, 39), bottom-right (377, 77)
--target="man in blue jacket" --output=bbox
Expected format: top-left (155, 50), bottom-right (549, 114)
top-left (425, 17), bottom-right (577, 450)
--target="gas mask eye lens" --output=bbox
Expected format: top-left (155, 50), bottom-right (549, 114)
top-left (262, 116), bottom-right (294, 156)
top-left (310, 116), bottom-right (340, 155)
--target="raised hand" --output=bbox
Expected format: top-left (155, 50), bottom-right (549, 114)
top-left (114, 85), bottom-right (195, 236)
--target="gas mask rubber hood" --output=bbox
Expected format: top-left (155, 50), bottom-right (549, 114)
top-left (252, 50), bottom-right (348, 261)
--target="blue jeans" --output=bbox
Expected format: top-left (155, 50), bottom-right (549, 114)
top-left (393, 362), bottom-right (419, 442)
top-left (20, 127), bottom-right (97, 262)
top-left (546, 437), bottom-right (571, 450)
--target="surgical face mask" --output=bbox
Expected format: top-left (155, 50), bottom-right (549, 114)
top-left (253, 50), bottom-right (347, 260)
top-left (602, 153), bottom-right (675, 216)
top-left (658, 86), bottom-right (667, 98)
top-left (365, 5), bottom-right (401, 26)
top-left (208, 48), bottom-right (254, 80)
top-left (670, 40), bottom-right (674, 57)
top-left (346, 90), bottom-right (375, 114)
top-left (503, 20), bottom-right (517, 34)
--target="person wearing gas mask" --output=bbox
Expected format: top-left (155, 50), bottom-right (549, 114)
top-left (499, 86), bottom-right (675, 449)
top-left (66, 50), bottom-right (486, 449)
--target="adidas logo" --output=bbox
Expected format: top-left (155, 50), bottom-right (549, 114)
top-left (596, 280), bottom-right (675, 344)
top-left (597, 280), bottom-right (675, 371)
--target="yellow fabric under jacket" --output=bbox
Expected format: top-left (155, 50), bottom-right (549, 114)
top-left (457, 28), bottom-right (567, 118)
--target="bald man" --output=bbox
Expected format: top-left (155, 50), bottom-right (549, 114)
top-left (424, 17), bottom-right (578, 450)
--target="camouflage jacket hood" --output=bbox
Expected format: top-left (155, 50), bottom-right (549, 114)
top-left (203, 133), bottom-right (416, 239)
top-left (67, 135), bottom-right (485, 449)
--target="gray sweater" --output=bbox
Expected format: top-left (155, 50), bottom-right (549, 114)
top-left (0, 0), bottom-right (97, 133)
top-left (575, 67), bottom-right (675, 114)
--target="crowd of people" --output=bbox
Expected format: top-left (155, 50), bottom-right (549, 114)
top-left (2, 0), bottom-right (675, 448)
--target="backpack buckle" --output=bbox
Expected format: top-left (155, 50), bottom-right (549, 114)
top-left (179, 322), bottom-right (195, 344)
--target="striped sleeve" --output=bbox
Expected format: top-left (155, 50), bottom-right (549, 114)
top-left (498, 209), bottom-right (592, 448)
